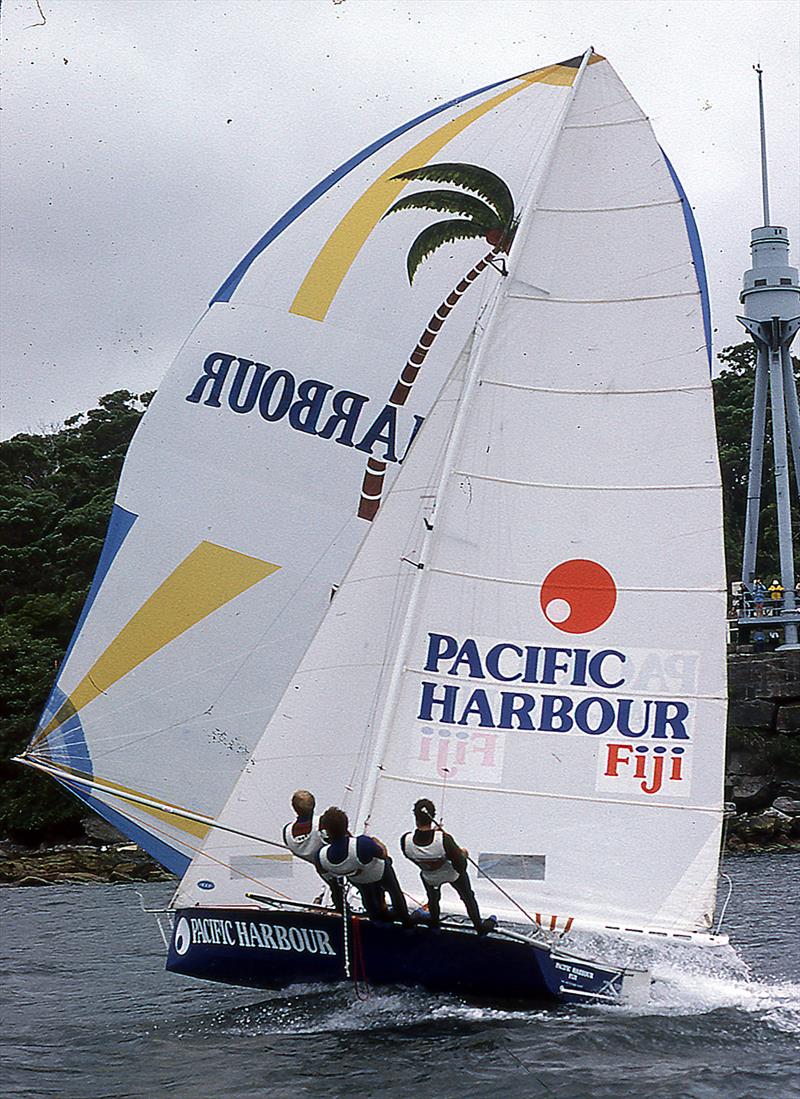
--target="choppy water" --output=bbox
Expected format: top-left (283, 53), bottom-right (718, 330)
top-left (2, 852), bottom-right (798, 1099)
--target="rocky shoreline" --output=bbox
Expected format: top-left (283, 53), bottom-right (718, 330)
top-left (0, 841), bottom-right (175, 887)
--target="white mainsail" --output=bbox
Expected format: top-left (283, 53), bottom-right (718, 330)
top-left (25, 56), bottom-right (594, 874)
top-left (179, 54), bottom-right (726, 938)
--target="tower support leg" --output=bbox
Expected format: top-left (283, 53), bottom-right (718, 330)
top-left (768, 344), bottom-right (799, 647)
top-left (741, 345), bottom-right (769, 588)
top-left (781, 344), bottom-right (800, 499)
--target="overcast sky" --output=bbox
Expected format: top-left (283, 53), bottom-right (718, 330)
top-left (1, 0), bottom-right (798, 439)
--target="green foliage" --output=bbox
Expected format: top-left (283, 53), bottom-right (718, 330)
top-left (0, 391), bottom-right (152, 843)
top-left (393, 163), bottom-right (516, 226)
top-left (387, 162), bottom-right (518, 283)
top-left (712, 343), bottom-right (798, 581)
top-left (404, 218), bottom-right (489, 284)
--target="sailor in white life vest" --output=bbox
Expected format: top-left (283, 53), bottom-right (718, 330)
top-left (315, 806), bottom-right (410, 925)
top-left (282, 789), bottom-right (342, 911)
top-left (401, 798), bottom-right (494, 934)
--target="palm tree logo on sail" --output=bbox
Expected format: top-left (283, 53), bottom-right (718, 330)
top-left (357, 162), bottom-right (518, 521)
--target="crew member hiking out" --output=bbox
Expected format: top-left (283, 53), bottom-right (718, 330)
top-left (316, 807), bottom-right (410, 925)
top-left (401, 799), bottom-right (495, 935)
top-left (282, 789), bottom-right (342, 911)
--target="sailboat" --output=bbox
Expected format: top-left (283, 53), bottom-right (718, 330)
top-left (17, 49), bottom-right (728, 1006)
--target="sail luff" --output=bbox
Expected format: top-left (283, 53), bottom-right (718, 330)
top-left (356, 48), bottom-right (595, 834)
top-left (354, 319), bottom-right (493, 832)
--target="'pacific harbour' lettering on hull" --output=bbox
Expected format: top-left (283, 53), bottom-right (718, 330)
top-left (185, 351), bottom-right (424, 464)
top-left (187, 916), bottom-right (337, 956)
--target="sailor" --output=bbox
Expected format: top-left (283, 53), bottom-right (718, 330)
top-left (400, 798), bottom-right (494, 935)
top-left (316, 806), bottom-right (409, 925)
top-left (282, 789), bottom-right (342, 911)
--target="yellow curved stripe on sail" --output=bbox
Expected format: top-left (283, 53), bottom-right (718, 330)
top-left (289, 64), bottom-right (578, 323)
top-left (55, 762), bottom-right (211, 839)
top-left (37, 542), bottom-right (280, 741)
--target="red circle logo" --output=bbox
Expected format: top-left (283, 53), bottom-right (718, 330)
top-left (540, 559), bottom-right (617, 634)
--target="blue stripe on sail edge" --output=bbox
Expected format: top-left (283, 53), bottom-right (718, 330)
top-left (39, 688), bottom-right (92, 775)
top-left (211, 73), bottom-right (519, 305)
top-left (58, 779), bottom-right (190, 876)
top-left (660, 148), bottom-right (713, 371)
top-left (36, 503), bottom-right (138, 738)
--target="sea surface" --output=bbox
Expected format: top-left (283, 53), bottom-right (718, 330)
top-left (2, 852), bottom-right (799, 1099)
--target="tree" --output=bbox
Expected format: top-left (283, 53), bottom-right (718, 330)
top-left (357, 162), bottom-right (518, 520)
top-left (0, 391), bottom-right (152, 843)
top-left (712, 342), bottom-right (798, 584)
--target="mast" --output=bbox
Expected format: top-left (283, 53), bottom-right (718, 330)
top-left (737, 64), bottom-right (800, 649)
top-left (754, 64), bottom-right (771, 226)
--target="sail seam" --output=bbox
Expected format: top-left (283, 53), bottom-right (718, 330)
top-left (450, 470), bottom-right (719, 491)
top-left (537, 199), bottom-right (681, 212)
top-left (378, 770), bottom-right (723, 814)
top-left (505, 290), bottom-right (699, 303)
top-left (426, 565), bottom-right (725, 592)
top-left (480, 379), bottom-right (709, 395)
top-left (563, 117), bottom-right (648, 129)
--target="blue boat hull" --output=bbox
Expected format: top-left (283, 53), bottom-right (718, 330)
top-left (166, 906), bottom-right (634, 1005)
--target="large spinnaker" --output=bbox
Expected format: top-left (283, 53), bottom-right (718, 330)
top-left (22, 57), bottom-right (595, 873)
top-left (178, 54), bottom-right (725, 937)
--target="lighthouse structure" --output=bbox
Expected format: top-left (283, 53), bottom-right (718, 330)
top-left (738, 64), bottom-right (800, 649)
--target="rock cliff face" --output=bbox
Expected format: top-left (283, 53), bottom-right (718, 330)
top-left (0, 842), bottom-right (173, 887)
top-left (725, 650), bottom-right (800, 852)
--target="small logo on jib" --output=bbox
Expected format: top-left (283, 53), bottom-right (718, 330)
top-left (540, 559), bottom-right (617, 634)
top-left (197, 880), bottom-right (215, 891)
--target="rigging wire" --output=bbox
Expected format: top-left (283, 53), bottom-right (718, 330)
top-left (421, 805), bottom-right (540, 931)
top-left (714, 805), bottom-right (735, 934)
top-left (715, 874), bottom-right (734, 936)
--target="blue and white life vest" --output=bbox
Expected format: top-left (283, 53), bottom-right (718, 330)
top-left (317, 837), bottom-right (385, 884)
top-left (401, 831), bottom-right (460, 886)
top-left (283, 817), bottom-right (326, 863)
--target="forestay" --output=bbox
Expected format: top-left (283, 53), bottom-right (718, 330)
top-left (179, 54), bottom-right (726, 938)
top-left (24, 56), bottom-right (593, 874)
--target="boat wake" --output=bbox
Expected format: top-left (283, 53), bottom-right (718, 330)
top-left (646, 964), bottom-right (800, 1035)
top-left (177, 943), bottom-right (800, 1042)
top-left (187, 983), bottom-right (541, 1039)
top-left (562, 932), bottom-right (800, 1037)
